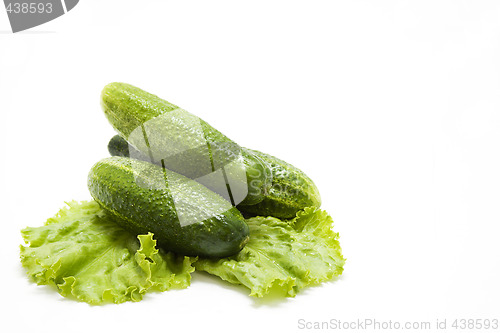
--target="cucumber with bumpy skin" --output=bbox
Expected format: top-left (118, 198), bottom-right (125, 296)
top-left (107, 134), bottom-right (133, 158)
top-left (108, 135), bottom-right (321, 219)
top-left (88, 156), bottom-right (249, 257)
top-left (237, 149), bottom-right (321, 219)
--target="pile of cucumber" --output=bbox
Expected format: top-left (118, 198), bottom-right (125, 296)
top-left (88, 83), bottom-right (322, 258)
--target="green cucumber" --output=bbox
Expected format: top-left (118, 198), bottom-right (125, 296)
top-left (87, 156), bottom-right (249, 257)
top-left (237, 149), bottom-right (321, 219)
top-left (108, 135), bottom-right (321, 219)
top-left (107, 134), bottom-right (133, 158)
top-left (101, 82), bottom-right (269, 207)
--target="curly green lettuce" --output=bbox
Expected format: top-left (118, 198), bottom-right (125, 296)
top-left (194, 207), bottom-right (345, 297)
top-left (20, 202), bottom-right (344, 303)
top-left (20, 201), bottom-right (195, 304)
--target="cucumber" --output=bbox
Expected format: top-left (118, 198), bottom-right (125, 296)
top-left (108, 135), bottom-right (321, 219)
top-left (237, 149), bottom-right (321, 219)
top-left (107, 134), bottom-right (134, 157)
top-left (101, 82), bottom-right (270, 207)
top-left (87, 156), bottom-right (249, 257)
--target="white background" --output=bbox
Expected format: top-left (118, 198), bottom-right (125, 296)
top-left (1, 1), bottom-right (499, 332)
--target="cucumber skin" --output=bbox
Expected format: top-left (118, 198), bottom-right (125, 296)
top-left (88, 156), bottom-right (249, 257)
top-left (108, 135), bottom-right (321, 219)
top-left (101, 82), bottom-right (269, 206)
top-left (101, 83), bottom-right (227, 146)
top-left (107, 134), bottom-right (133, 157)
top-left (237, 149), bottom-right (322, 219)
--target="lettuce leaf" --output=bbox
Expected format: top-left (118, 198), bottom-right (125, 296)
top-left (194, 207), bottom-right (345, 297)
top-left (20, 201), bottom-right (195, 304)
top-left (20, 202), bottom-right (344, 303)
